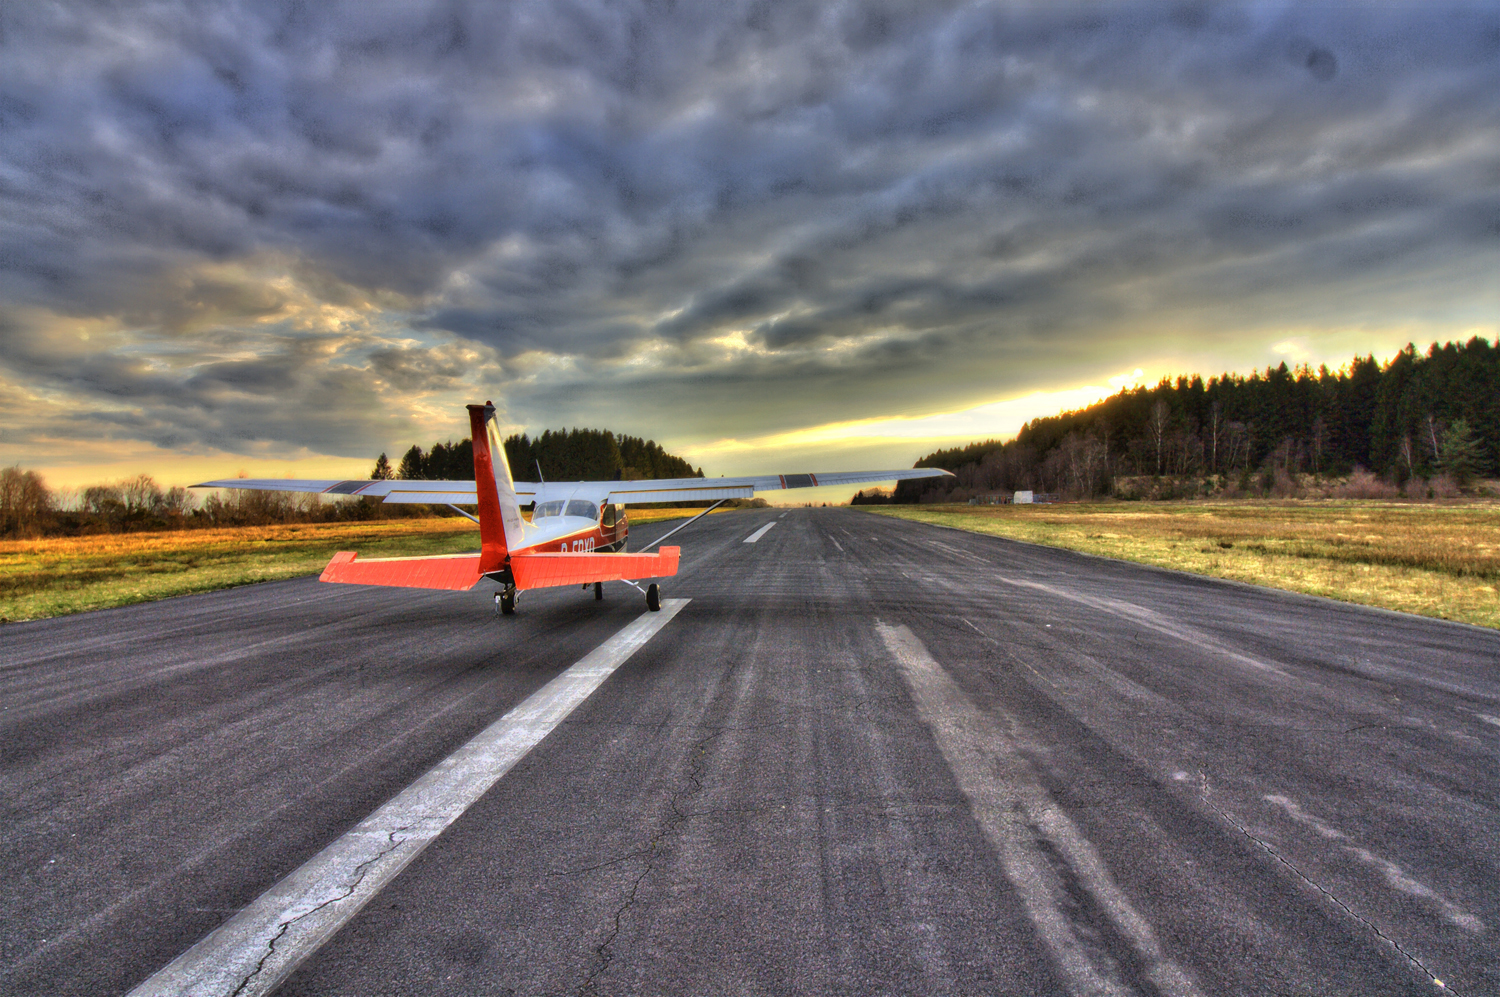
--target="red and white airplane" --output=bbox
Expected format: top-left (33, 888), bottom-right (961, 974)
top-left (195, 402), bottom-right (952, 613)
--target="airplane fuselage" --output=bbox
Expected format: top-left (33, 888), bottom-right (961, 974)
top-left (520, 501), bottom-right (628, 555)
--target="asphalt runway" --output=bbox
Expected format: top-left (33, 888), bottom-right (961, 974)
top-left (2, 508), bottom-right (1497, 996)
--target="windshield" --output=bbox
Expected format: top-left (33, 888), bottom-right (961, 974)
top-left (565, 500), bottom-right (598, 521)
top-left (532, 500), bottom-right (565, 520)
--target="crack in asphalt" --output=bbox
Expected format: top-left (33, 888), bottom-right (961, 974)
top-left (230, 827), bottom-right (413, 997)
top-left (1196, 774), bottom-right (1456, 995)
top-left (577, 726), bottom-right (725, 996)
top-left (548, 849), bottom-right (651, 879)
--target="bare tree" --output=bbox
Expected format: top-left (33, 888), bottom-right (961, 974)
top-left (1147, 399), bottom-right (1170, 475)
top-left (1398, 434), bottom-right (1415, 476)
top-left (1224, 421), bottom-right (1250, 471)
top-left (1424, 414), bottom-right (1442, 466)
top-left (1170, 431), bottom-right (1204, 476)
top-left (0, 466), bottom-right (53, 536)
top-left (1207, 401), bottom-right (1223, 474)
top-left (1310, 415), bottom-right (1327, 475)
top-left (120, 474), bottom-right (163, 515)
top-left (1269, 438), bottom-right (1295, 473)
top-left (1079, 433), bottom-right (1110, 496)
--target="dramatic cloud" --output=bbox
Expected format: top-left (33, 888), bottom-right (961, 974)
top-left (0, 1), bottom-right (1496, 477)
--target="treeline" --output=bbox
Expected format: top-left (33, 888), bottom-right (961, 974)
top-left (897, 337), bottom-right (1498, 503)
top-left (374, 428), bottom-right (702, 483)
top-left (0, 469), bottom-right (413, 538)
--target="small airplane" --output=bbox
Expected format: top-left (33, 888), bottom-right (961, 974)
top-left (194, 402), bottom-right (952, 613)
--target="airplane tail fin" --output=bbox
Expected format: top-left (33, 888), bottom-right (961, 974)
top-left (467, 401), bottom-right (528, 573)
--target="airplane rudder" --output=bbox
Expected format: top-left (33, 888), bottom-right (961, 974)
top-left (467, 403), bottom-right (510, 563)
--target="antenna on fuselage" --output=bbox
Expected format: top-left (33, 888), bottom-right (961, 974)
top-left (535, 459), bottom-right (545, 484)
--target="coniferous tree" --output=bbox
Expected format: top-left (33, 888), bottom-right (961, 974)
top-left (1440, 420), bottom-right (1483, 485)
top-left (396, 445), bottom-right (425, 480)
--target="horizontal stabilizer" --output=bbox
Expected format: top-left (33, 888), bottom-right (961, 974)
top-left (319, 551), bottom-right (483, 590)
top-left (510, 547), bottom-right (679, 590)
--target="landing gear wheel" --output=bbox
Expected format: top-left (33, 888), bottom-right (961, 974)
top-left (497, 585), bottom-right (516, 616)
top-left (594, 581), bottom-right (604, 601)
top-left (646, 583), bottom-right (660, 612)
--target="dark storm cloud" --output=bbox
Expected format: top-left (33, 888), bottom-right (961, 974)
top-left (0, 0), bottom-right (1496, 458)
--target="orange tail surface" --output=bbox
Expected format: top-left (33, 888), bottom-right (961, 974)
top-left (510, 546), bottom-right (679, 590)
top-left (319, 551), bottom-right (483, 590)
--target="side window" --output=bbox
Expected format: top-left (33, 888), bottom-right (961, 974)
top-left (602, 503), bottom-right (616, 527)
top-left (565, 500), bottom-right (598, 520)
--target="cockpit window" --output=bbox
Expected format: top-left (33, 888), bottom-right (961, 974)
top-left (532, 500), bottom-right (565, 519)
top-left (565, 500), bottom-right (598, 521)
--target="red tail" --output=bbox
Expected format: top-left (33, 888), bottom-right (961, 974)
top-left (467, 402), bottom-right (509, 573)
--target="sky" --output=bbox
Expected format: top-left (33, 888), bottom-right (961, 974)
top-left (1, 0), bottom-right (1496, 495)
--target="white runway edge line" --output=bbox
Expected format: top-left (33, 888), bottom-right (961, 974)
top-left (129, 599), bottom-right (690, 997)
top-left (744, 522), bottom-right (776, 543)
top-left (877, 622), bottom-right (1204, 997)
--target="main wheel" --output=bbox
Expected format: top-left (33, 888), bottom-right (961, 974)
top-left (498, 587), bottom-right (516, 615)
top-left (646, 583), bottom-right (660, 612)
top-left (594, 581), bottom-right (604, 600)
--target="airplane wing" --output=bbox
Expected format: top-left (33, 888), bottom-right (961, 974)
top-left (592, 469), bottom-right (952, 505)
top-left (189, 478), bottom-right (524, 504)
top-left (192, 468), bottom-right (950, 505)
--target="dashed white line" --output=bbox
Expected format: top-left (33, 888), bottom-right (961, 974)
top-left (744, 522), bottom-right (777, 543)
top-left (127, 600), bottom-right (690, 997)
top-left (830, 537), bottom-right (844, 552)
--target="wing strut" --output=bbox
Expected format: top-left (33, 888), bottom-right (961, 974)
top-left (635, 499), bottom-right (728, 553)
top-left (446, 504), bottom-right (480, 524)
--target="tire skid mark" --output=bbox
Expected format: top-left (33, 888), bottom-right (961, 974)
top-left (1197, 785), bottom-right (1458, 993)
top-left (878, 621), bottom-right (1203, 997)
top-left (1264, 794), bottom-right (1484, 934)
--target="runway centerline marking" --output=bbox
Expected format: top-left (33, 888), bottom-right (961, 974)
top-left (127, 599), bottom-right (690, 997)
top-left (878, 621), bottom-right (1203, 997)
top-left (744, 522), bottom-right (776, 543)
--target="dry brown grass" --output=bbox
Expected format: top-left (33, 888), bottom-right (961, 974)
top-left (0, 519), bottom-right (479, 622)
top-left (866, 501), bottom-right (1500, 630)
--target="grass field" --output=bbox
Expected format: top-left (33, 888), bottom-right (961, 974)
top-left (0, 506), bottom-right (746, 623)
top-left (0, 519), bottom-right (481, 623)
top-left (865, 502), bottom-right (1500, 630)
